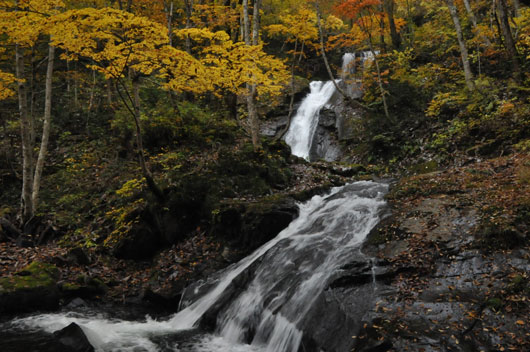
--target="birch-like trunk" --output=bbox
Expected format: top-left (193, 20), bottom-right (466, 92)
top-left (243, 0), bottom-right (261, 150)
top-left (32, 44), bottom-right (55, 211)
top-left (16, 43), bottom-right (34, 223)
top-left (447, 0), bottom-right (475, 91)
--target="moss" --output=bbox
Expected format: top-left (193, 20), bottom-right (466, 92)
top-left (61, 282), bottom-right (81, 292)
top-left (0, 262), bottom-right (59, 292)
top-left (407, 160), bottom-right (439, 175)
top-left (486, 297), bottom-right (503, 311)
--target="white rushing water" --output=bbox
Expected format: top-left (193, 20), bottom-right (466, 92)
top-left (285, 52), bottom-right (377, 161)
top-left (284, 80), bottom-right (337, 160)
top-left (11, 181), bottom-right (387, 352)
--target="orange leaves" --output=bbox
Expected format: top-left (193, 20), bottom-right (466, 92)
top-left (334, 0), bottom-right (382, 20)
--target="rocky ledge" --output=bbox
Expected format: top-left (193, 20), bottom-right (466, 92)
top-left (302, 153), bottom-right (529, 351)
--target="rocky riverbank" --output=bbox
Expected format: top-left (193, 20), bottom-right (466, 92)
top-left (1, 153), bottom-right (528, 352)
top-left (306, 153), bottom-right (529, 352)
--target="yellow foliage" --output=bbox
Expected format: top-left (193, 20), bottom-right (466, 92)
top-left (175, 27), bottom-right (289, 98)
top-left (265, 7), bottom-right (319, 43)
top-left (0, 70), bottom-right (16, 100)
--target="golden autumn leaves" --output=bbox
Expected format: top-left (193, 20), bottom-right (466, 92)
top-left (0, 1), bottom-right (289, 100)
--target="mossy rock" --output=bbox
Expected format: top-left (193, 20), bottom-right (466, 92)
top-left (0, 262), bottom-right (59, 292)
top-left (407, 160), bottom-right (439, 175)
top-left (0, 261), bottom-right (61, 314)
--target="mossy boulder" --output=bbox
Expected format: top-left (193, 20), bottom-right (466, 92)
top-left (0, 262), bottom-right (61, 314)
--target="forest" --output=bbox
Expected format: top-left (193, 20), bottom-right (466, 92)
top-left (0, 0), bottom-right (529, 351)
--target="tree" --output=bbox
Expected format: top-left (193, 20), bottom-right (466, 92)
top-left (445, 0), bottom-right (475, 91)
top-left (383, 0), bottom-right (401, 49)
top-left (265, 6), bottom-right (321, 139)
top-left (333, 0), bottom-right (392, 120)
top-left (0, 0), bottom-right (63, 223)
top-left (495, 0), bottom-right (521, 79)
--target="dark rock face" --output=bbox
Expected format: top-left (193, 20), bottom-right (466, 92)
top-left (53, 323), bottom-right (95, 352)
top-left (212, 197), bottom-right (299, 251)
top-left (309, 108), bottom-right (343, 162)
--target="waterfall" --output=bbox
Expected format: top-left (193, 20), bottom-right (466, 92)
top-left (9, 181), bottom-right (388, 352)
top-left (284, 80), bottom-right (337, 160)
top-left (285, 52), bottom-right (377, 161)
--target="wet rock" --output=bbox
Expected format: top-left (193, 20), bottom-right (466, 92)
top-left (141, 288), bottom-right (182, 312)
top-left (212, 196), bottom-right (298, 251)
top-left (0, 217), bottom-right (21, 242)
top-left (0, 262), bottom-right (61, 314)
top-left (309, 108), bottom-right (343, 162)
top-left (65, 297), bottom-right (88, 309)
top-left (53, 322), bottom-right (94, 352)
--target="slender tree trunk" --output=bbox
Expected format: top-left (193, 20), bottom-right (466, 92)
top-left (132, 76), bottom-right (164, 200)
top-left (243, 0), bottom-right (250, 45)
top-left (379, 3), bottom-right (386, 52)
top-left (447, 0), bottom-right (475, 91)
top-left (106, 79), bottom-right (113, 106)
top-left (384, 0), bottom-right (401, 49)
top-left (165, 0), bottom-right (174, 47)
top-left (513, 0), bottom-right (520, 17)
top-left (463, 0), bottom-right (492, 46)
top-left (367, 33), bottom-right (392, 121)
top-left (252, 0), bottom-right (261, 45)
top-left (32, 44), bottom-right (55, 211)
top-left (184, 0), bottom-right (193, 53)
top-left (496, 0), bottom-right (521, 79)
top-left (243, 0), bottom-right (261, 150)
top-left (276, 39), bottom-right (299, 141)
top-left (16, 44), bottom-right (34, 223)
top-left (315, 3), bottom-right (370, 112)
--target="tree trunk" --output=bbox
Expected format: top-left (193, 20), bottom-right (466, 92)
top-left (463, 0), bottom-right (492, 46)
top-left (447, 0), bottom-right (475, 91)
top-left (243, 0), bottom-right (250, 45)
top-left (496, 0), bottom-right (521, 79)
top-left (276, 39), bottom-right (299, 141)
top-left (315, 3), bottom-right (370, 112)
top-left (367, 33), bottom-right (392, 121)
top-left (132, 76), bottom-right (164, 200)
top-left (32, 44), bottom-right (55, 211)
top-left (252, 0), bottom-right (261, 45)
top-left (165, 0), bottom-right (174, 47)
top-left (513, 0), bottom-right (520, 17)
top-left (384, 0), bottom-right (401, 49)
top-left (243, 0), bottom-right (261, 151)
top-left (184, 0), bottom-right (193, 52)
top-left (16, 43), bottom-right (34, 223)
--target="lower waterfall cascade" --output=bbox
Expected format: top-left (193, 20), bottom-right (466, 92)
top-left (5, 181), bottom-right (388, 352)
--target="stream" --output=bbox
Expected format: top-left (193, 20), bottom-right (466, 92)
top-left (1, 181), bottom-right (388, 352)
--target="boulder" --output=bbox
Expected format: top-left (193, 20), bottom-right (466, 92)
top-left (53, 323), bottom-right (95, 352)
top-left (211, 196), bottom-right (298, 251)
top-left (0, 262), bottom-right (61, 314)
top-left (66, 247), bottom-right (91, 265)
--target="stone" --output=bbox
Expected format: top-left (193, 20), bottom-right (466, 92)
top-left (53, 323), bottom-right (95, 352)
top-left (67, 247), bottom-right (91, 265)
top-left (0, 262), bottom-right (61, 314)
